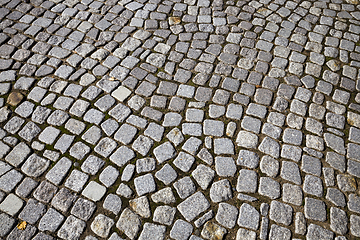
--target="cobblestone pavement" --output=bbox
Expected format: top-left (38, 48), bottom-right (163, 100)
top-left (1, 0), bottom-right (360, 239)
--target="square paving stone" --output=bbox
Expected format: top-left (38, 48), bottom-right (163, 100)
top-left (57, 215), bottom-right (86, 240)
top-left (132, 135), bottom-right (154, 156)
top-left (0, 169), bottom-right (23, 193)
top-left (303, 175), bottom-right (324, 197)
top-left (0, 194), bottom-right (24, 216)
top-left (306, 224), bottom-right (334, 240)
top-left (138, 223), bottom-right (166, 240)
top-left (82, 181), bottom-right (106, 202)
top-left (269, 200), bottom-right (293, 226)
top-left (237, 203), bottom-right (260, 230)
top-left (99, 166), bottom-right (119, 187)
top-left (81, 155), bottom-right (105, 175)
top-left (214, 138), bottom-right (234, 155)
top-left (304, 197), bottom-right (327, 222)
top-left (110, 146), bottom-right (136, 167)
top-left (33, 181), bottom-right (58, 203)
top-left (269, 224), bottom-right (291, 240)
top-left (103, 194), bottom-right (122, 215)
top-left (134, 173), bottom-right (156, 196)
top-left (15, 177), bottom-right (38, 198)
top-left (0, 213), bottom-right (15, 237)
top-left (177, 192), bottom-right (210, 222)
top-left (21, 154), bottom-right (50, 178)
top-left (153, 205), bottom-right (176, 225)
top-left (216, 203), bottom-right (239, 228)
top-left (94, 137), bottom-right (117, 157)
top-left (173, 151), bottom-right (195, 172)
top-left (282, 183), bottom-right (303, 206)
top-left (19, 198), bottom-right (46, 224)
top-left (91, 214), bottom-right (114, 238)
top-left (236, 228), bottom-right (256, 240)
top-left (71, 198), bottom-right (97, 221)
top-left (38, 208), bottom-right (64, 232)
top-left (203, 119), bottom-right (224, 137)
top-left (69, 142), bottom-right (91, 160)
top-left (174, 176), bottom-right (196, 199)
top-left (215, 157), bottom-right (237, 177)
top-left (6, 223), bottom-right (37, 240)
top-left (170, 219), bottom-right (193, 240)
top-left (236, 169), bottom-right (257, 193)
top-left (258, 177), bottom-right (281, 199)
top-left (38, 126), bottom-right (60, 145)
top-left (210, 179), bottom-right (233, 203)
top-left (153, 141), bottom-right (176, 164)
top-left (155, 163), bottom-right (177, 185)
top-left (116, 208), bottom-right (141, 239)
top-left (65, 170), bottom-right (89, 192)
top-left (51, 188), bottom-right (77, 213)
top-left (81, 126), bottom-right (102, 145)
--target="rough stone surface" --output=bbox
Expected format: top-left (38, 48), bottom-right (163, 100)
top-left (0, 1), bottom-right (358, 239)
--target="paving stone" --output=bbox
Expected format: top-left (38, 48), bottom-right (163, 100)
top-left (39, 208), bottom-right (64, 232)
top-left (0, 169), bottom-right (23, 193)
top-left (258, 137), bottom-right (280, 158)
top-left (0, 213), bottom-right (16, 237)
top-left (71, 197), bottom-right (97, 221)
top-left (260, 156), bottom-right (279, 178)
top-left (151, 187), bottom-right (176, 205)
top-left (109, 146), bottom-right (134, 169)
top-left (306, 224), bottom-right (334, 240)
top-left (65, 169), bottom-right (89, 192)
top-left (0, 193), bottom-right (24, 216)
top-left (116, 208), bottom-right (141, 239)
top-left (153, 141), bottom-right (176, 164)
top-left (337, 174), bottom-right (357, 192)
top-left (237, 169), bottom-right (257, 193)
top-left (51, 188), bottom-right (76, 213)
top-left (203, 119), bottom-right (224, 136)
top-left (177, 192), bottom-right (210, 221)
top-left (201, 221), bottom-right (227, 240)
top-left (134, 173), bottom-right (156, 196)
top-left (132, 135), bottom-right (153, 156)
top-left (153, 205), bottom-right (176, 225)
top-left (19, 198), bottom-right (46, 224)
top-left (281, 161), bottom-right (302, 185)
top-left (215, 157), bottom-right (236, 177)
top-left (268, 225), bottom-right (291, 240)
top-left (91, 214), bottom-right (114, 238)
top-left (82, 181), bottom-right (106, 202)
top-left (259, 177), bottom-right (281, 199)
top-left (238, 203), bottom-right (260, 230)
top-left (155, 164), bottom-right (177, 185)
top-left (210, 179), bottom-right (233, 203)
top-left (305, 197), bottom-right (327, 222)
top-left (174, 176), bottom-right (196, 199)
top-left (138, 223), bottom-right (166, 240)
top-left (15, 177), bottom-right (38, 198)
top-left (0, 2), bottom-right (358, 239)
top-left (192, 164), bottom-right (215, 190)
top-left (237, 150), bottom-right (259, 168)
top-left (269, 201), bottom-right (293, 226)
top-left (58, 215), bottom-right (86, 240)
top-left (348, 194), bottom-right (360, 214)
top-left (173, 151), bottom-right (195, 172)
top-left (21, 154), bottom-right (50, 178)
top-left (170, 219), bottom-right (193, 240)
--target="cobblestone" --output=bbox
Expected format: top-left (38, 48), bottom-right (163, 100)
top-left (0, 0), bottom-right (359, 239)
